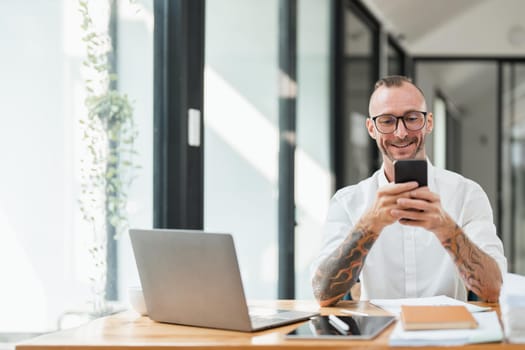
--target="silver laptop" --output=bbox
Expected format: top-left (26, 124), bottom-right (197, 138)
top-left (129, 228), bottom-right (318, 332)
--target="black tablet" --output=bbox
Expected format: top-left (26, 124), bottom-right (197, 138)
top-left (286, 315), bottom-right (396, 340)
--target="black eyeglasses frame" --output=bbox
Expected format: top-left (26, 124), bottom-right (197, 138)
top-left (370, 111), bottom-right (428, 134)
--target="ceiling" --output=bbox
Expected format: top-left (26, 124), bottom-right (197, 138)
top-left (361, 0), bottom-right (525, 56)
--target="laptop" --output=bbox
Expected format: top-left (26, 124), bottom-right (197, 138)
top-left (129, 228), bottom-right (319, 332)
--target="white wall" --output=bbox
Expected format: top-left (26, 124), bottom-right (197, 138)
top-left (0, 0), bottom-right (153, 333)
top-left (0, 1), bottom-right (75, 332)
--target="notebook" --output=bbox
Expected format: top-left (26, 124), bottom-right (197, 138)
top-left (129, 228), bottom-right (318, 332)
top-left (401, 305), bottom-right (478, 330)
top-left (390, 311), bottom-right (502, 346)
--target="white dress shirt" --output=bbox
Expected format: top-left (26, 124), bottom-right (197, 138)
top-left (311, 161), bottom-right (507, 301)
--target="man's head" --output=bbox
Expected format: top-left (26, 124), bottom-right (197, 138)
top-left (367, 75), bottom-right (433, 171)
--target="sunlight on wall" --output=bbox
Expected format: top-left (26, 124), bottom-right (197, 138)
top-left (205, 66), bottom-right (332, 295)
top-left (296, 150), bottom-right (332, 224)
top-left (295, 149), bottom-right (332, 275)
top-left (205, 67), bottom-right (279, 183)
top-left (205, 67), bottom-right (331, 222)
top-left (0, 207), bottom-right (47, 332)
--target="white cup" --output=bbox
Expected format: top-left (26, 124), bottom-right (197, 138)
top-left (128, 286), bottom-right (148, 316)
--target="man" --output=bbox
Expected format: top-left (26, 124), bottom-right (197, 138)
top-left (311, 76), bottom-right (506, 307)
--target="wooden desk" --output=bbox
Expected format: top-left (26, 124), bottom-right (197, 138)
top-left (16, 300), bottom-right (521, 350)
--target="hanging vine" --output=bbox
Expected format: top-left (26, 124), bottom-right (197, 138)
top-left (78, 0), bottom-right (139, 313)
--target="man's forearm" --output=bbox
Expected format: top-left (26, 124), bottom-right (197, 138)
top-left (312, 223), bottom-right (378, 306)
top-left (441, 225), bottom-right (502, 302)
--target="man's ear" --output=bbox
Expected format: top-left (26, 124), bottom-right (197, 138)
top-left (366, 118), bottom-right (376, 139)
top-left (425, 112), bottom-right (434, 134)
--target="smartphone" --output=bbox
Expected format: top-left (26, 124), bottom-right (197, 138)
top-left (394, 159), bottom-right (428, 187)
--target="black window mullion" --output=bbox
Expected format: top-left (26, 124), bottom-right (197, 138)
top-left (153, 0), bottom-right (204, 230)
top-left (278, 0), bottom-right (297, 299)
top-left (331, 0), bottom-right (345, 191)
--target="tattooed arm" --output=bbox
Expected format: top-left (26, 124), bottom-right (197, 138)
top-left (312, 181), bottom-right (419, 307)
top-left (393, 187), bottom-right (502, 302)
top-left (312, 221), bottom-right (378, 307)
top-left (441, 224), bottom-right (502, 302)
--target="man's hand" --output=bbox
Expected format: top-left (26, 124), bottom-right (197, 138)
top-left (390, 186), bottom-right (456, 241)
top-left (363, 181), bottom-right (420, 232)
top-left (390, 187), bottom-right (502, 302)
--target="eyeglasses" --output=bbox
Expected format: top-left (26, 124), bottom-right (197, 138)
top-left (371, 111), bottom-right (427, 134)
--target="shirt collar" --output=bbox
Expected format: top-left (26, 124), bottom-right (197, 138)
top-left (378, 164), bottom-right (389, 187)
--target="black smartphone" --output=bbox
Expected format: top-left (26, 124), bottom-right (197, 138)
top-left (394, 159), bottom-right (428, 187)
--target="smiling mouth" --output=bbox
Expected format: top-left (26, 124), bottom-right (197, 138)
top-left (391, 142), bottom-right (412, 148)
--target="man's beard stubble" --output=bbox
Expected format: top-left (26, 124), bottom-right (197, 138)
top-left (379, 135), bottom-right (425, 163)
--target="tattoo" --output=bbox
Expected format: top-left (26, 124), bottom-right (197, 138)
top-left (441, 225), bottom-right (498, 300)
top-left (313, 225), bottom-right (377, 305)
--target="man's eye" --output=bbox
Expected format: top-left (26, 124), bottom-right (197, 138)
top-left (379, 118), bottom-right (395, 125)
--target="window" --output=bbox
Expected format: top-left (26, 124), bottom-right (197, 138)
top-left (0, 0), bottom-right (152, 336)
top-left (204, 0), bottom-right (333, 299)
top-left (501, 62), bottom-right (525, 274)
top-left (204, 0), bottom-right (280, 299)
top-left (387, 36), bottom-right (405, 76)
top-left (338, 1), bottom-right (380, 187)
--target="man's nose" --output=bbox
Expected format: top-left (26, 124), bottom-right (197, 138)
top-left (394, 119), bottom-right (409, 138)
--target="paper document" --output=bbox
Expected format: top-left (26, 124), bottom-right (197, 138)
top-left (370, 295), bottom-right (490, 316)
top-left (389, 311), bottom-right (503, 346)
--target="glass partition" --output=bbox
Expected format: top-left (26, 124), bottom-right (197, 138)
top-left (415, 62), bottom-right (498, 218)
top-left (432, 95), bottom-right (447, 169)
top-left (387, 37), bottom-right (405, 76)
top-left (204, 0), bottom-right (280, 299)
top-left (501, 62), bottom-right (525, 274)
top-left (340, 2), bottom-right (379, 186)
top-left (204, 0), bottom-right (333, 300)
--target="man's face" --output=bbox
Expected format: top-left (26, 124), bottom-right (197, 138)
top-left (366, 83), bottom-right (433, 165)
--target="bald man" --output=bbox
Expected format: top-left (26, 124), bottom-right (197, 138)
top-left (311, 75), bottom-right (506, 307)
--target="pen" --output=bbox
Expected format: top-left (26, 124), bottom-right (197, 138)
top-left (340, 309), bottom-right (369, 317)
top-left (328, 314), bottom-right (350, 332)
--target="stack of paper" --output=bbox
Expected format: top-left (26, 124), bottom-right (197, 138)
top-left (499, 273), bottom-right (525, 343)
top-left (369, 295), bottom-right (503, 346)
top-left (370, 295), bottom-right (491, 316)
top-left (389, 311), bottom-right (503, 346)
